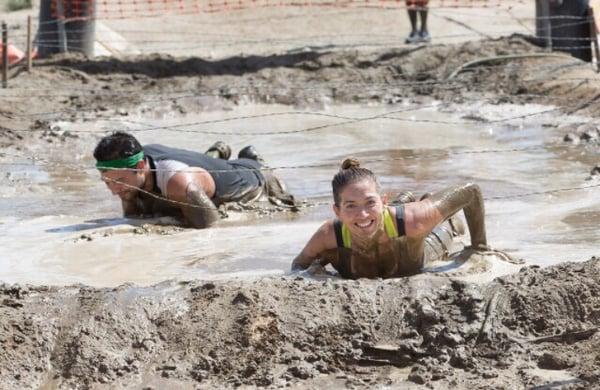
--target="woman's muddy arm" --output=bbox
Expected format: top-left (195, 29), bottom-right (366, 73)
top-left (429, 183), bottom-right (487, 247)
top-left (291, 253), bottom-right (315, 271)
top-left (291, 241), bottom-right (324, 271)
top-left (291, 222), bottom-right (335, 271)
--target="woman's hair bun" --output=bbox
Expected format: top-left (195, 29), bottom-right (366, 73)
top-left (341, 158), bottom-right (360, 170)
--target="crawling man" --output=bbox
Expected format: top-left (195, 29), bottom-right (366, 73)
top-left (93, 131), bottom-right (294, 228)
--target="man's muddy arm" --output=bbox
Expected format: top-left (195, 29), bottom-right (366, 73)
top-left (180, 182), bottom-right (220, 229)
top-left (121, 199), bottom-right (142, 217)
top-left (430, 183), bottom-right (487, 247)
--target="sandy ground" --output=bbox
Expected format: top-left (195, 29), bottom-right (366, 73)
top-left (1, 2), bottom-right (600, 389)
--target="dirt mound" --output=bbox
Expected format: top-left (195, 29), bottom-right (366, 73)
top-left (4, 36), bottom-right (600, 146)
top-left (0, 258), bottom-right (598, 389)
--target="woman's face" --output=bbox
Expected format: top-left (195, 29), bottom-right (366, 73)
top-left (334, 178), bottom-right (387, 239)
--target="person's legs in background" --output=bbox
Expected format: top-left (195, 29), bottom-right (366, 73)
top-left (418, 0), bottom-right (431, 43)
top-left (405, 0), bottom-right (420, 44)
top-left (405, 0), bottom-right (430, 44)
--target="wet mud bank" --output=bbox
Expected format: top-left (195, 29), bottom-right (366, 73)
top-left (3, 36), bottom-right (600, 145)
top-left (1, 257), bottom-right (599, 389)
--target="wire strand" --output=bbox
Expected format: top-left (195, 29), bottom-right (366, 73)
top-left (0, 144), bottom-right (578, 173)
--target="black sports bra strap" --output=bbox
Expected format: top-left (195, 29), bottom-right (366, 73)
top-left (333, 220), bottom-right (353, 278)
top-left (395, 205), bottom-right (406, 237)
top-left (333, 219), bottom-right (344, 248)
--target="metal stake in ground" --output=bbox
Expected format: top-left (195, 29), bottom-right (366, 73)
top-left (2, 22), bottom-right (7, 88)
top-left (26, 16), bottom-right (32, 72)
top-left (56, 0), bottom-right (67, 53)
top-left (535, 0), bottom-right (552, 51)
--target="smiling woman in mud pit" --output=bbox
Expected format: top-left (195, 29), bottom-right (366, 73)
top-left (93, 131), bottom-right (295, 229)
top-left (291, 158), bottom-right (488, 278)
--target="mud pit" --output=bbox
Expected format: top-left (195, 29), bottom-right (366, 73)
top-left (1, 8), bottom-right (600, 389)
top-left (1, 101), bottom-right (599, 287)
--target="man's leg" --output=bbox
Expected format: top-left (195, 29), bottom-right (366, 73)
top-left (237, 145), bottom-right (265, 164)
top-left (237, 145), bottom-right (296, 206)
top-left (205, 141), bottom-right (232, 160)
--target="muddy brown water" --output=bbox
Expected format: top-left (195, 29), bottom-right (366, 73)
top-left (0, 101), bottom-right (598, 286)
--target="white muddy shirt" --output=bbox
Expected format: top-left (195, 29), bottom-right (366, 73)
top-left (154, 159), bottom-right (190, 197)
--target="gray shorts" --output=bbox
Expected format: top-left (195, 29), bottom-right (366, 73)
top-left (212, 158), bottom-right (265, 204)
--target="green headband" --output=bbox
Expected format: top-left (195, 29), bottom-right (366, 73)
top-left (96, 151), bottom-right (145, 170)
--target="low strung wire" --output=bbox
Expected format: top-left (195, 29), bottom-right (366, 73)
top-left (97, 175), bottom-right (600, 211)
